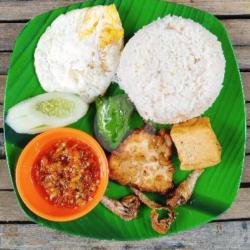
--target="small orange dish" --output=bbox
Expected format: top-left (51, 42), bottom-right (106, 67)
top-left (16, 128), bottom-right (109, 222)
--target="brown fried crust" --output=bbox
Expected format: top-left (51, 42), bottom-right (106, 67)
top-left (101, 195), bottom-right (141, 221)
top-left (151, 208), bottom-right (176, 234)
top-left (167, 169), bottom-right (204, 209)
top-left (109, 129), bottom-right (174, 193)
top-left (130, 186), bottom-right (176, 234)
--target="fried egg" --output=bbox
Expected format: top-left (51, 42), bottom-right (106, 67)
top-left (34, 4), bottom-right (124, 103)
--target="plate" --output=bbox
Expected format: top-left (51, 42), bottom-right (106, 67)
top-left (4, 0), bottom-right (246, 240)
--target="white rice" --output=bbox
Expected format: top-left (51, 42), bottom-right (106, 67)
top-left (117, 15), bottom-right (225, 124)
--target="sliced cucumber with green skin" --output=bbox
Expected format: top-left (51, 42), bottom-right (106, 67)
top-left (94, 95), bottom-right (134, 152)
top-left (6, 92), bottom-right (89, 134)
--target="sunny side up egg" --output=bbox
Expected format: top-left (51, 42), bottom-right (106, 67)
top-left (34, 4), bottom-right (124, 103)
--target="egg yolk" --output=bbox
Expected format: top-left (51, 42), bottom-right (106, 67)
top-left (80, 4), bottom-right (124, 49)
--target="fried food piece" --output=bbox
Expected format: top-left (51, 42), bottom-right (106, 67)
top-left (151, 208), bottom-right (176, 234)
top-left (131, 169), bottom-right (204, 234)
top-left (167, 169), bottom-right (204, 209)
top-left (150, 169), bottom-right (203, 234)
top-left (101, 195), bottom-right (141, 221)
top-left (131, 187), bottom-right (162, 209)
top-left (109, 129), bottom-right (174, 193)
top-left (131, 187), bottom-right (176, 234)
top-left (170, 117), bottom-right (221, 170)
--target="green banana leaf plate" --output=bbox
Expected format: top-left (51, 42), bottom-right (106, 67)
top-left (4, 0), bottom-right (246, 240)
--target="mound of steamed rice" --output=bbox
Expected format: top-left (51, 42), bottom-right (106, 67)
top-left (117, 15), bottom-right (225, 124)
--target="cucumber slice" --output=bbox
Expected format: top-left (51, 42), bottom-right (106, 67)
top-left (6, 92), bottom-right (88, 134)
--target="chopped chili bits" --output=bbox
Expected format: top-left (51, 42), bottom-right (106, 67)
top-left (32, 139), bottom-right (100, 208)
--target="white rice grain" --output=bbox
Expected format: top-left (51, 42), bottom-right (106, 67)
top-left (117, 15), bottom-right (225, 124)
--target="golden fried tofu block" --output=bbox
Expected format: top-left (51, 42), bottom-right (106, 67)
top-left (170, 117), bottom-right (221, 170)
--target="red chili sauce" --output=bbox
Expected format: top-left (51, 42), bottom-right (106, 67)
top-left (32, 139), bottom-right (101, 208)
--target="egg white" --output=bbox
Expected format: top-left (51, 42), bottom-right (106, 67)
top-left (34, 5), bottom-right (123, 103)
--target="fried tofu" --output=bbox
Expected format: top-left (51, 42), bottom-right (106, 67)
top-left (109, 129), bottom-right (174, 193)
top-left (170, 117), bottom-right (221, 170)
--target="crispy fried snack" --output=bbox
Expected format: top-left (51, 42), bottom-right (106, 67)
top-left (109, 129), bottom-right (174, 193)
top-left (101, 195), bottom-right (141, 221)
top-left (131, 187), bottom-right (176, 234)
top-left (170, 117), bottom-right (221, 170)
top-left (131, 169), bottom-right (204, 234)
top-left (151, 208), bottom-right (176, 234)
top-left (167, 169), bottom-right (204, 209)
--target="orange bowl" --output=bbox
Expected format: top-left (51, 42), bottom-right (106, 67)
top-left (15, 128), bottom-right (109, 222)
